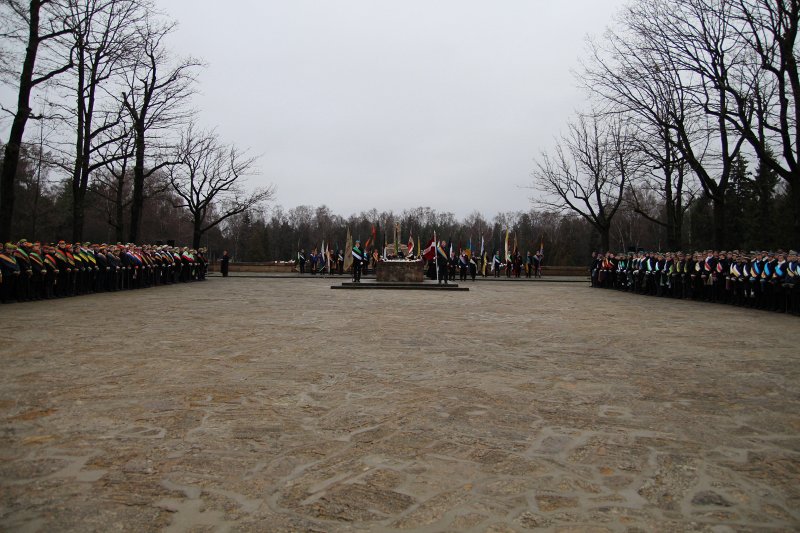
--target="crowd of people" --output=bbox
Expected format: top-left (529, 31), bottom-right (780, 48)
top-left (426, 248), bottom-right (544, 282)
top-left (0, 239), bottom-right (207, 304)
top-left (296, 245), bottom-right (545, 282)
top-left (590, 249), bottom-right (800, 315)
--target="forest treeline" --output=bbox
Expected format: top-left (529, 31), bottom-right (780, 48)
top-left (4, 137), bottom-right (793, 265)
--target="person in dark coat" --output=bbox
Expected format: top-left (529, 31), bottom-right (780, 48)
top-left (436, 241), bottom-right (449, 285)
top-left (220, 250), bottom-right (230, 277)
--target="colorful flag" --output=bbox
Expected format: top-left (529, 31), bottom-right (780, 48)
top-left (365, 225), bottom-right (376, 251)
top-left (407, 230), bottom-right (414, 256)
top-left (539, 235), bottom-right (544, 255)
top-left (422, 238), bottom-right (436, 260)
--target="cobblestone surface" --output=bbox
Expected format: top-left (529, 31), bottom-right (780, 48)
top-left (1, 278), bottom-right (799, 532)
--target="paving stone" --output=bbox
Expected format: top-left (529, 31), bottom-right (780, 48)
top-left (1, 279), bottom-right (799, 531)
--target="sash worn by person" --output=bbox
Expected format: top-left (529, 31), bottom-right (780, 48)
top-left (352, 240), bottom-right (364, 283)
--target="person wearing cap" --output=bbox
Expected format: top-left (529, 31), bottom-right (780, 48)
top-left (163, 246), bottom-right (176, 285)
top-left (26, 241), bottom-right (46, 300)
top-left (784, 251), bottom-right (800, 314)
top-left (767, 252), bottom-right (786, 311)
top-left (42, 244), bottom-right (58, 299)
top-left (351, 240), bottom-right (364, 282)
top-left (11, 240), bottom-right (33, 301)
top-left (0, 242), bottom-right (21, 303)
top-left (53, 241), bottom-right (71, 297)
top-left (90, 244), bottom-right (105, 293)
top-left (759, 252), bottom-right (776, 309)
top-left (70, 243), bottom-right (86, 295)
top-left (670, 252), bottom-right (684, 298)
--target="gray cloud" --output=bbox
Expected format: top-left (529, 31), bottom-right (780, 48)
top-left (3, 0), bottom-right (629, 219)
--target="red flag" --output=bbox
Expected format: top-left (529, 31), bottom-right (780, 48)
top-left (407, 231), bottom-right (414, 255)
top-left (422, 238), bottom-right (435, 260)
top-left (365, 225), bottom-right (376, 250)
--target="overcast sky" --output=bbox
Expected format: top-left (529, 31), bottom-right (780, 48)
top-left (5, 0), bottom-right (630, 220)
top-left (159, 0), bottom-right (632, 219)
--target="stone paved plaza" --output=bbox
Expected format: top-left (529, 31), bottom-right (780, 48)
top-left (1, 278), bottom-right (799, 532)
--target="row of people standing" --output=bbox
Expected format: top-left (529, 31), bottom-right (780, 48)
top-left (426, 245), bottom-right (545, 283)
top-left (0, 240), bottom-right (207, 304)
top-left (297, 247), bottom-right (382, 276)
top-left (590, 249), bottom-right (800, 315)
top-left (488, 250), bottom-right (544, 278)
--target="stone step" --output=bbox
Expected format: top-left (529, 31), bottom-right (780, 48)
top-left (332, 281), bottom-right (468, 291)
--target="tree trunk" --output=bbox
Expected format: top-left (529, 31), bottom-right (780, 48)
top-left (664, 198), bottom-right (681, 251)
top-left (600, 226), bottom-right (610, 252)
top-left (192, 216), bottom-right (202, 249)
top-left (712, 195), bottom-right (726, 250)
top-left (128, 124), bottom-right (145, 243)
top-left (115, 175), bottom-right (125, 242)
top-left (72, 186), bottom-right (85, 242)
top-left (0, 1), bottom-right (42, 243)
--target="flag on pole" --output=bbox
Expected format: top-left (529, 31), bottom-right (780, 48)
top-left (465, 237), bottom-right (472, 259)
top-left (422, 237), bottom-right (436, 260)
top-left (417, 236), bottom-right (421, 259)
top-left (504, 229), bottom-right (509, 261)
top-left (365, 225), bottom-right (376, 251)
top-left (480, 236), bottom-right (484, 257)
top-left (513, 232), bottom-right (518, 255)
top-left (344, 228), bottom-right (353, 271)
top-left (433, 230), bottom-right (438, 283)
top-left (539, 235), bottom-right (544, 255)
top-left (407, 230), bottom-right (414, 256)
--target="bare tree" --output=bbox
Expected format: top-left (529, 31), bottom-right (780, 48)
top-left (121, 15), bottom-right (200, 243)
top-left (0, 0), bottom-right (73, 242)
top-left (725, 0), bottom-right (800, 240)
top-left (532, 114), bottom-right (635, 251)
top-left (54, 0), bottom-right (146, 241)
top-left (606, 0), bottom-right (748, 248)
top-left (89, 119), bottom-right (133, 241)
top-left (168, 124), bottom-right (275, 249)
top-left (583, 18), bottom-right (699, 249)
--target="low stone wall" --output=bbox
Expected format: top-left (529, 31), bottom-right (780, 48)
top-left (542, 266), bottom-right (587, 277)
top-left (376, 260), bottom-right (424, 282)
top-left (211, 261), bottom-right (295, 273)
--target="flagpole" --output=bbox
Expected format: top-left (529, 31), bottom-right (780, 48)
top-left (434, 230), bottom-right (438, 284)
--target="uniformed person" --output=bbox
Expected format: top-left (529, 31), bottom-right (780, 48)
top-left (436, 240), bottom-right (449, 284)
top-left (0, 242), bottom-right (21, 303)
top-left (351, 240), bottom-right (364, 282)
